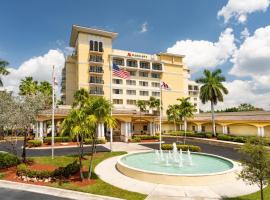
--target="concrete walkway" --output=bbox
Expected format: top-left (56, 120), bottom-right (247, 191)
top-left (103, 142), bottom-right (153, 152)
top-left (0, 180), bottom-right (122, 200)
top-left (95, 155), bottom-right (260, 200)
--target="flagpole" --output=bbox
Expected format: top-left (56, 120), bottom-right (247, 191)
top-left (51, 65), bottom-right (55, 159)
top-left (109, 58), bottom-right (113, 151)
top-left (159, 81), bottom-right (162, 150)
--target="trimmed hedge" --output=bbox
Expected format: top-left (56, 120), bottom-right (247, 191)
top-left (129, 137), bottom-right (142, 143)
top-left (43, 137), bottom-right (72, 144)
top-left (161, 144), bottom-right (201, 152)
top-left (132, 135), bottom-right (159, 140)
top-left (217, 134), bottom-right (246, 143)
top-left (27, 140), bottom-right (42, 148)
top-left (84, 138), bottom-right (107, 145)
top-left (0, 152), bottom-right (20, 169)
top-left (17, 161), bottom-right (80, 180)
top-left (165, 131), bottom-right (212, 139)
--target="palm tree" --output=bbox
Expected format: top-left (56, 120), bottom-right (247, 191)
top-left (73, 88), bottom-right (90, 108)
top-left (196, 69), bottom-right (228, 136)
top-left (136, 100), bottom-right (147, 122)
top-left (148, 97), bottom-right (160, 135)
top-left (39, 81), bottom-right (52, 96)
top-left (166, 104), bottom-right (180, 131)
top-left (177, 97), bottom-right (196, 144)
top-left (19, 77), bottom-right (38, 95)
top-left (0, 59), bottom-right (10, 87)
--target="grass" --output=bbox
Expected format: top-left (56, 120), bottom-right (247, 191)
top-left (32, 152), bottom-right (146, 200)
top-left (0, 173), bottom-right (4, 179)
top-left (224, 186), bottom-right (270, 200)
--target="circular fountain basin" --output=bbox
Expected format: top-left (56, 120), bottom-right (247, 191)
top-left (116, 151), bottom-right (238, 186)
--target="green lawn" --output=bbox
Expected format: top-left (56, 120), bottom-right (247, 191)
top-left (224, 186), bottom-right (269, 200)
top-left (33, 152), bottom-right (146, 200)
top-left (0, 173), bottom-right (4, 179)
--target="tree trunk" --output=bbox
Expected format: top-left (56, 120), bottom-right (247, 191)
top-left (210, 101), bottom-right (216, 137)
top-left (260, 180), bottom-right (264, 200)
top-left (174, 120), bottom-right (176, 132)
top-left (21, 128), bottom-right (28, 163)
top-left (184, 118), bottom-right (187, 145)
top-left (79, 134), bottom-right (84, 181)
top-left (88, 136), bottom-right (96, 179)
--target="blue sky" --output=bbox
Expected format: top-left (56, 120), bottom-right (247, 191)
top-left (1, 0), bottom-right (270, 110)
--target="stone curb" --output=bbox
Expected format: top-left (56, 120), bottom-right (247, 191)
top-left (26, 143), bottom-right (104, 150)
top-left (0, 180), bottom-right (122, 200)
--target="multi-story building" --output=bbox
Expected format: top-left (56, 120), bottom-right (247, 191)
top-left (188, 80), bottom-right (200, 113)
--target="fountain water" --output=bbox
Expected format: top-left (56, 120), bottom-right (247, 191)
top-left (187, 149), bottom-right (193, 166)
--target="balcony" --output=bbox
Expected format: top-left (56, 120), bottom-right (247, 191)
top-left (189, 91), bottom-right (199, 96)
top-left (152, 63), bottom-right (163, 71)
top-left (90, 90), bottom-right (104, 95)
top-left (89, 79), bottom-right (104, 85)
top-left (89, 69), bottom-right (104, 74)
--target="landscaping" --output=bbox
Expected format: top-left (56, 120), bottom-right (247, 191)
top-left (225, 186), bottom-right (270, 200)
top-left (161, 144), bottom-right (201, 152)
top-left (0, 151), bottom-right (146, 200)
top-left (129, 135), bottom-right (159, 143)
top-left (164, 131), bottom-right (212, 138)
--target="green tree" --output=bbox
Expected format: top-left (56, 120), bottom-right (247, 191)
top-left (136, 100), bottom-right (147, 122)
top-left (0, 59), bottom-right (10, 87)
top-left (177, 97), bottom-right (196, 144)
top-left (72, 88), bottom-right (90, 108)
top-left (39, 81), bottom-right (52, 96)
top-left (166, 104), bottom-right (180, 131)
top-left (196, 69), bottom-right (228, 136)
top-left (148, 97), bottom-right (160, 114)
top-left (239, 138), bottom-right (270, 200)
top-left (19, 77), bottom-right (38, 95)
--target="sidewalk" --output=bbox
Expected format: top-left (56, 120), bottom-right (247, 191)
top-left (0, 180), bottom-right (122, 200)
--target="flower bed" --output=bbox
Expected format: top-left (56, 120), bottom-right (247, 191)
top-left (161, 144), bottom-right (201, 152)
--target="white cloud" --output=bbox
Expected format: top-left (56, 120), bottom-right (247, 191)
top-left (230, 25), bottom-right (270, 87)
top-left (140, 22), bottom-right (148, 33)
top-left (2, 49), bottom-right (65, 95)
top-left (218, 0), bottom-right (270, 23)
top-left (240, 27), bottom-right (250, 39)
top-left (167, 28), bottom-right (236, 71)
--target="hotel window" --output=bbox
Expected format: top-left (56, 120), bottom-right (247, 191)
top-left (152, 91), bottom-right (160, 97)
top-left (90, 76), bottom-right (103, 84)
top-left (139, 81), bottom-right (148, 87)
top-left (127, 71), bottom-right (136, 76)
top-left (139, 72), bottom-right (148, 77)
top-left (140, 91), bottom-right (149, 96)
top-left (152, 63), bottom-right (162, 70)
top-left (202, 126), bottom-right (206, 132)
top-left (113, 89), bottom-right (123, 94)
top-left (127, 99), bottom-right (136, 105)
top-left (90, 86), bottom-right (104, 95)
top-left (94, 41), bottom-right (98, 51)
top-left (89, 55), bottom-right (103, 62)
top-left (194, 98), bottom-right (197, 101)
top-left (194, 86), bottom-right (199, 90)
top-left (89, 66), bottom-right (103, 73)
top-left (152, 82), bottom-right (160, 87)
top-left (151, 73), bottom-right (160, 79)
top-left (139, 61), bottom-right (150, 69)
top-left (113, 99), bottom-right (123, 104)
top-left (188, 85), bottom-right (193, 90)
top-left (126, 59), bottom-right (137, 67)
top-left (194, 103), bottom-right (197, 106)
top-left (98, 42), bottom-right (103, 52)
top-left (126, 90), bottom-right (136, 95)
top-left (126, 80), bottom-right (136, 85)
top-left (113, 79), bottom-right (123, 84)
top-left (113, 58), bottom-right (124, 66)
top-left (90, 41), bottom-right (94, 51)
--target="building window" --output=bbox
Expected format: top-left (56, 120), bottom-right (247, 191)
top-left (89, 55), bottom-right (103, 62)
top-left (152, 91), bottom-right (160, 97)
top-left (126, 80), bottom-right (136, 85)
top-left (194, 98), bottom-right (197, 101)
top-left (139, 61), bottom-right (150, 69)
top-left (140, 91), bottom-right (149, 96)
top-left (127, 71), bottom-right (136, 76)
top-left (90, 76), bottom-right (103, 84)
top-left (188, 85), bottom-right (193, 90)
top-left (89, 66), bottom-right (103, 73)
top-left (194, 86), bottom-right (198, 90)
top-left (139, 72), bottom-right (148, 77)
top-left (90, 86), bottom-right (104, 95)
top-left (127, 99), bottom-right (136, 105)
top-left (152, 82), bottom-right (160, 87)
top-left (127, 59), bottom-right (137, 67)
top-left (98, 42), bottom-right (103, 52)
top-left (192, 126), bottom-right (196, 131)
top-left (126, 90), bottom-right (136, 95)
top-left (202, 126), bottom-right (205, 132)
top-left (113, 89), bottom-right (123, 94)
top-left (113, 79), bottom-right (122, 84)
top-left (94, 41), bottom-right (98, 51)
top-left (151, 73), bottom-right (160, 78)
top-left (152, 63), bottom-right (162, 70)
top-left (143, 125), bottom-right (148, 131)
top-left (113, 99), bottom-right (123, 104)
top-left (90, 41), bottom-right (94, 51)
top-left (139, 81), bottom-right (148, 87)
top-left (113, 58), bottom-right (124, 66)
top-left (194, 103), bottom-right (197, 106)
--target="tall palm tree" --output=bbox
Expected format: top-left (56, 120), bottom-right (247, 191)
top-left (166, 104), bottom-right (180, 131)
top-left (39, 81), bottom-right (52, 96)
top-left (148, 97), bottom-right (160, 135)
top-left (73, 88), bottom-right (90, 108)
top-left (19, 77), bottom-right (38, 95)
top-left (177, 97), bottom-right (196, 144)
top-left (196, 69), bottom-right (228, 136)
top-left (0, 59), bottom-right (10, 87)
top-left (136, 100), bottom-right (147, 122)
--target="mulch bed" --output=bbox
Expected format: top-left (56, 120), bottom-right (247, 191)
top-left (41, 142), bottom-right (79, 147)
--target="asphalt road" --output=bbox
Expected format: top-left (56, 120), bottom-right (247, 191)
top-left (0, 188), bottom-right (70, 200)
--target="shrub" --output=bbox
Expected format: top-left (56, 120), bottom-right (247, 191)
top-left (43, 137), bottom-right (72, 144)
top-left (132, 135), bottom-right (159, 140)
top-left (84, 138), bottom-right (107, 145)
top-left (217, 134), bottom-right (233, 141)
top-left (232, 136), bottom-right (246, 143)
top-left (27, 140), bottom-right (42, 148)
top-left (165, 131), bottom-right (213, 139)
top-left (53, 161), bottom-right (80, 179)
top-left (129, 137), bottom-right (141, 143)
top-left (161, 144), bottom-right (201, 152)
top-left (0, 152), bottom-right (20, 169)
top-left (16, 164), bottom-right (52, 179)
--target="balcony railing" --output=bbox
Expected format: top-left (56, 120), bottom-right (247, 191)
top-left (152, 66), bottom-right (162, 70)
top-left (89, 80), bottom-right (104, 84)
top-left (90, 90), bottom-right (104, 95)
top-left (140, 66), bottom-right (150, 70)
top-left (89, 69), bottom-right (104, 73)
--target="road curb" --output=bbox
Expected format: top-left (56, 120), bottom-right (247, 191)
top-left (0, 180), bottom-right (122, 200)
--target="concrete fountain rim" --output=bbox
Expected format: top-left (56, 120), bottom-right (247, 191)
top-left (116, 150), bottom-right (239, 177)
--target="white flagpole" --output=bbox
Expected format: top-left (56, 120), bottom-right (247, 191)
top-left (51, 65), bottom-right (55, 159)
top-left (159, 81), bottom-right (162, 150)
top-left (109, 59), bottom-right (113, 151)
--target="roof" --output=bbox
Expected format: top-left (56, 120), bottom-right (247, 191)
top-left (69, 25), bottom-right (118, 47)
top-left (190, 111), bottom-right (270, 122)
top-left (157, 52), bottom-right (185, 58)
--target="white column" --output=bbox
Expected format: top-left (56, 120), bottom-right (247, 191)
top-left (43, 122), bottom-right (47, 137)
top-left (149, 122), bottom-right (153, 136)
top-left (35, 122), bottom-right (39, 138)
top-left (39, 121), bottom-right (43, 138)
top-left (259, 127), bottom-right (265, 137)
top-left (153, 123), bottom-right (156, 136)
top-left (222, 125), bottom-right (228, 134)
top-left (257, 127), bottom-right (261, 137)
top-left (97, 123), bottom-right (105, 139)
top-left (197, 124), bottom-right (202, 133)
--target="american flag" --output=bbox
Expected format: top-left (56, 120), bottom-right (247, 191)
top-left (113, 64), bottom-right (130, 79)
top-left (161, 81), bottom-right (170, 90)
